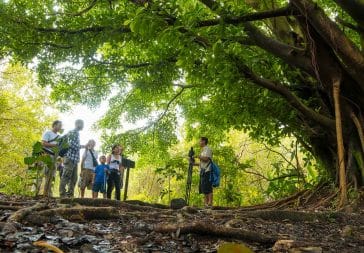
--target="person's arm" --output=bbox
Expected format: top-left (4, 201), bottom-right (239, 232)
top-left (41, 132), bottom-right (57, 147)
top-left (42, 140), bottom-right (57, 148)
top-left (119, 164), bottom-right (125, 174)
top-left (106, 155), bottom-right (111, 164)
top-left (92, 168), bottom-right (96, 184)
top-left (80, 150), bottom-right (87, 169)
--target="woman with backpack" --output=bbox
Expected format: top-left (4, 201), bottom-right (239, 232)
top-left (106, 144), bottom-right (124, 200)
top-left (197, 137), bottom-right (214, 207)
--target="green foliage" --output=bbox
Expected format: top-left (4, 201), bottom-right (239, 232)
top-left (0, 63), bottom-right (55, 195)
top-left (1, 0), bottom-right (361, 202)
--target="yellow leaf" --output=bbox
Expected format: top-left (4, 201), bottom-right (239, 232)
top-left (217, 242), bottom-right (255, 253)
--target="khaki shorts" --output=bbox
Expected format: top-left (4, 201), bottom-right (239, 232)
top-left (80, 169), bottom-right (94, 190)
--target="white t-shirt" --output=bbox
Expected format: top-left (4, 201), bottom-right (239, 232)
top-left (109, 154), bottom-right (122, 170)
top-left (42, 130), bottom-right (59, 145)
top-left (200, 146), bottom-right (212, 172)
top-left (82, 149), bottom-right (99, 170)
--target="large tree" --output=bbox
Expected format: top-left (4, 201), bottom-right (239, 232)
top-left (1, 0), bottom-right (363, 204)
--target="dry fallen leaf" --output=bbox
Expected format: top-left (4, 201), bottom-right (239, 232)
top-left (217, 242), bottom-right (255, 253)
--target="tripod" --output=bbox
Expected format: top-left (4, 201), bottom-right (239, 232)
top-left (185, 147), bottom-right (195, 205)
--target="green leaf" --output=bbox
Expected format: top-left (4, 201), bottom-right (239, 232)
top-left (24, 157), bottom-right (36, 165)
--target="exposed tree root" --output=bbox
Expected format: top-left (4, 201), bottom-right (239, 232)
top-left (0, 200), bottom-right (33, 206)
top-left (237, 210), bottom-right (347, 223)
top-left (124, 200), bottom-right (169, 209)
top-left (154, 221), bottom-right (277, 245)
top-left (0, 205), bottom-right (22, 210)
top-left (311, 189), bottom-right (339, 209)
top-left (25, 206), bottom-right (120, 224)
top-left (59, 198), bottom-right (170, 212)
top-left (230, 189), bottom-right (309, 211)
top-left (303, 183), bottom-right (326, 205)
top-left (7, 202), bottom-right (48, 223)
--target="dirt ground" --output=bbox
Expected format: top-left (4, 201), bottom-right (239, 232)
top-left (0, 192), bottom-right (363, 253)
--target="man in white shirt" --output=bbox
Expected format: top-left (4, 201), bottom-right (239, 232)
top-left (41, 120), bottom-right (62, 197)
top-left (80, 139), bottom-right (98, 198)
top-left (195, 137), bottom-right (213, 207)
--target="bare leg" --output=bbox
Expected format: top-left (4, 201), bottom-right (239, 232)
top-left (81, 188), bottom-right (86, 198)
top-left (204, 194), bottom-right (208, 206)
top-left (102, 193), bottom-right (107, 199)
top-left (92, 191), bottom-right (98, 199)
top-left (207, 193), bottom-right (213, 206)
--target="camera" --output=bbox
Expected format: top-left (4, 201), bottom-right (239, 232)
top-left (188, 147), bottom-right (195, 164)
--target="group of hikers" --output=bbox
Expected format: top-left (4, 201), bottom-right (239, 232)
top-left (41, 119), bottom-right (216, 206)
top-left (41, 119), bottom-right (124, 200)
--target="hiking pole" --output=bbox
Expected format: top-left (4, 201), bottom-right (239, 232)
top-left (185, 147), bottom-right (195, 205)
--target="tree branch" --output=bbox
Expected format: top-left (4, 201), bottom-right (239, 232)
top-left (197, 5), bottom-right (294, 27)
top-left (198, 0), bottom-right (220, 12)
top-left (243, 169), bottom-right (299, 182)
top-left (263, 143), bottom-right (297, 169)
top-left (125, 87), bottom-right (190, 134)
top-left (242, 23), bottom-right (314, 76)
top-left (35, 26), bottom-right (130, 34)
top-left (21, 41), bottom-right (73, 49)
top-left (88, 57), bottom-right (178, 71)
top-left (291, 0), bottom-right (364, 88)
top-left (233, 58), bottom-right (335, 129)
top-left (64, 0), bottom-right (98, 17)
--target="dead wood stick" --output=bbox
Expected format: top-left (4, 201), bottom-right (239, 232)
top-left (8, 202), bottom-right (48, 223)
top-left (154, 221), bottom-right (277, 245)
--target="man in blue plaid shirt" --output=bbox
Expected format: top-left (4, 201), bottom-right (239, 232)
top-left (59, 119), bottom-right (85, 198)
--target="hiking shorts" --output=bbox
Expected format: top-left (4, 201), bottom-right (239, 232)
top-left (199, 170), bottom-right (213, 194)
top-left (93, 182), bottom-right (106, 193)
top-left (80, 169), bottom-right (94, 190)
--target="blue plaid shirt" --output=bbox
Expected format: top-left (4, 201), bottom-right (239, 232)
top-left (65, 129), bottom-right (81, 164)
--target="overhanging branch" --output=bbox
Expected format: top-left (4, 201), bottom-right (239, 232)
top-left (125, 86), bottom-right (193, 134)
top-left (197, 5), bottom-right (294, 27)
top-left (291, 0), bottom-right (364, 88)
top-left (233, 58), bottom-right (335, 129)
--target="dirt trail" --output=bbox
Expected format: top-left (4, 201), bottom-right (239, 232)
top-left (0, 193), bottom-right (363, 252)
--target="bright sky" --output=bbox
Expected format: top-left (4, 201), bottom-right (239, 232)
top-left (59, 103), bottom-right (108, 152)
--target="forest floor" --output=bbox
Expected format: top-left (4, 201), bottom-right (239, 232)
top-left (0, 188), bottom-right (363, 253)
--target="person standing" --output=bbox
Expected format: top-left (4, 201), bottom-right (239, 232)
top-left (80, 139), bottom-right (98, 198)
top-left (106, 144), bottom-right (124, 200)
top-left (59, 119), bottom-right (84, 198)
top-left (197, 137), bottom-right (213, 207)
top-left (41, 120), bottom-right (62, 197)
top-left (92, 155), bottom-right (109, 199)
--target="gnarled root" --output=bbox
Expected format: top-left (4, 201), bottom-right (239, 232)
top-left (154, 221), bottom-right (277, 245)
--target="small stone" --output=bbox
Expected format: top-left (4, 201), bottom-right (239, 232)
top-left (273, 240), bottom-right (295, 252)
top-left (2, 222), bottom-right (17, 234)
top-left (341, 225), bottom-right (353, 237)
top-left (80, 243), bottom-right (98, 253)
top-left (181, 206), bottom-right (198, 214)
top-left (170, 198), bottom-right (187, 210)
top-left (289, 247), bottom-right (323, 253)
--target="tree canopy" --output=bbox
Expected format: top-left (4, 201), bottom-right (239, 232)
top-left (1, 0), bottom-right (364, 204)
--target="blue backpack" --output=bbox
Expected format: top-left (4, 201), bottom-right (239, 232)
top-left (209, 161), bottom-right (221, 187)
